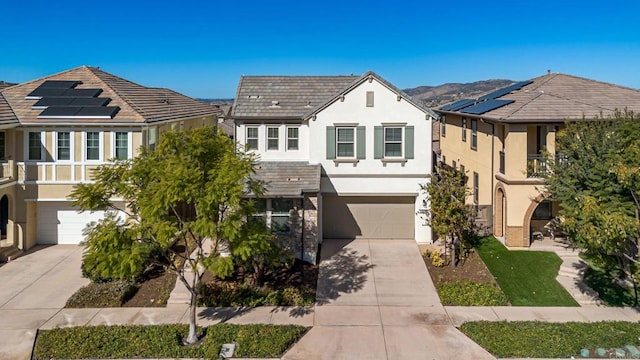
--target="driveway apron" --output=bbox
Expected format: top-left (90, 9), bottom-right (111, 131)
top-left (284, 239), bottom-right (493, 360)
top-left (0, 245), bottom-right (88, 360)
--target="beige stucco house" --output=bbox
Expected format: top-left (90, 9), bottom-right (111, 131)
top-left (0, 66), bottom-right (221, 258)
top-left (436, 73), bottom-right (640, 247)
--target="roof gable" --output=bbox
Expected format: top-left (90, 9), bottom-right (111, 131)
top-left (0, 92), bottom-right (19, 125)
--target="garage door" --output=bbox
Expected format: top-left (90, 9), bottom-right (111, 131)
top-left (37, 202), bottom-right (124, 245)
top-left (322, 196), bottom-right (415, 239)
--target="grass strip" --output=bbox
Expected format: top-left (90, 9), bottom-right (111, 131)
top-left (461, 321), bottom-right (640, 358)
top-left (34, 323), bottom-right (308, 359)
top-left (476, 236), bottom-right (578, 306)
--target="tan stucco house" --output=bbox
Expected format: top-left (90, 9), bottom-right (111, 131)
top-left (436, 73), bottom-right (640, 247)
top-left (0, 66), bottom-right (221, 258)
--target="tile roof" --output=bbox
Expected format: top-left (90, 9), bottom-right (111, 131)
top-left (1, 66), bottom-right (220, 125)
top-left (438, 73), bottom-right (640, 123)
top-left (0, 81), bottom-right (16, 90)
top-left (232, 75), bottom-right (359, 119)
top-left (0, 92), bottom-right (19, 125)
top-left (252, 162), bottom-right (321, 197)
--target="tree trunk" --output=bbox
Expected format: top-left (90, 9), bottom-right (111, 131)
top-left (186, 288), bottom-right (198, 344)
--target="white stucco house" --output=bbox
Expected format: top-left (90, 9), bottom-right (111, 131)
top-left (231, 71), bottom-right (436, 263)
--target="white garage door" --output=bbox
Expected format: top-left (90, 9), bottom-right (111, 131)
top-left (322, 196), bottom-right (415, 239)
top-left (37, 202), bottom-right (124, 245)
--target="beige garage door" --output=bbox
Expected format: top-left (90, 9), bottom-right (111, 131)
top-left (323, 196), bottom-right (415, 239)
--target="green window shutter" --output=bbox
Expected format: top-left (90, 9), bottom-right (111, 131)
top-left (356, 126), bottom-right (366, 159)
top-left (374, 126), bottom-right (383, 159)
top-left (405, 126), bottom-right (414, 159)
top-left (326, 126), bottom-right (336, 159)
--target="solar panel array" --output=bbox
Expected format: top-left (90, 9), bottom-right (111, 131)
top-left (27, 80), bottom-right (120, 119)
top-left (439, 80), bottom-right (532, 115)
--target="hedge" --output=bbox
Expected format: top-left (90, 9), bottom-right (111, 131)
top-left (437, 281), bottom-right (508, 306)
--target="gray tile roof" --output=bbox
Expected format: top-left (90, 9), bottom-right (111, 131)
top-left (232, 75), bottom-right (359, 119)
top-left (438, 73), bottom-right (640, 123)
top-left (252, 162), bottom-right (321, 197)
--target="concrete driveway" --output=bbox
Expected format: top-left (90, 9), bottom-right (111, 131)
top-left (284, 239), bottom-right (493, 360)
top-left (0, 245), bottom-right (88, 360)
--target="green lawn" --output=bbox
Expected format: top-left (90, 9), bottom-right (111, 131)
top-left (583, 265), bottom-right (638, 307)
top-left (461, 321), bottom-right (640, 358)
top-left (33, 324), bottom-right (308, 359)
top-left (476, 237), bottom-right (578, 306)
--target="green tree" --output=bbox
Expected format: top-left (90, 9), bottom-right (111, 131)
top-left (71, 127), bottom-right (273, 344)
top-left (545, 111), bottom-right (640, 305)
top-left (422, 166), bottom-right (476, 266)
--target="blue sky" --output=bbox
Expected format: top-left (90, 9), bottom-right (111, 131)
top-left (2, 0), bottom-right (639, 98)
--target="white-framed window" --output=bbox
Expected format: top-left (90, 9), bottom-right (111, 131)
top-left (384, 127), bottom-right (403, 157)
top-left (250, 198), bottom-right (293, 235)
top-left (471, 119), bottom-right (478, 150)
top-left (366, 91), bottom-right (374, 107)
top-left (85, 131), bottom-right (101, 161)
top-left (113, 131), bottom-right (130, 160)
top-left (28, 131), bottom-right (43, 161)
top-left (287, 127), bottom-right (299, 150)
top-left (56, 131), bottom-right (72, 161)
top-left (336, 127), bottom-right (355, 158)
top-left (462, 118), bottom-right (467, 142)
top-left (148, 127), bottom-right (157, 151)
top-left (267, 127), bottom-right (279, 150)
top-left (246, 127), bottom-right (259, 150)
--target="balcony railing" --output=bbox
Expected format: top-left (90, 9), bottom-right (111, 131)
top-left (499, 151), bottom-right (505, 175)
top-left (527, 154), bottom-right (547, 178)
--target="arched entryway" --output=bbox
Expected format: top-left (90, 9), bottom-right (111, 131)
top-left (523, 193), bottom-right (558, 246)
top-left (494, 187), bottom-right (506, 237)
top-left (0, 195), bottom-right (7, 240)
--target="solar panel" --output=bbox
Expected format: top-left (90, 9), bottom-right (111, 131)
top-left (70, 97), bottom-right (111, 106)
top-left (62, 88), bottom-right (103, 97)
top-left (26, 88), bottom-right (68, 98)
top-left (38, 107), bottom-right (82, 117)
top-left (440, 98), bottom-right (475, 111)
top-left (38, 80), bottom-right (81, 89)
top-left (33, 97), bottom-right (75, 108)
top-left (460, 99), bottom-right (514, 115)
top-left (75, 106), bottom-right (120, 118)
top-left (478, 80), bottom-right (533, 101)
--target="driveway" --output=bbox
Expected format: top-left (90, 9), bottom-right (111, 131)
top-left (284, 239), bottom-right (493, 360)
top-left (0, 245), bottom-right (88, 360)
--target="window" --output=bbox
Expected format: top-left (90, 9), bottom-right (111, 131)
top-left (270, 198), bottom-right (292, 234)
top-left (532, 200), bottom-right (552, 220)
top-left (246, 127), bottom-right (259, 150)
top-left (440, 116), bottom-right (446, 137)
top-left (366, 91), bottom-right (374, 107)
top-left (250, 198), bottom-right (293, 235)
top-left (267, 127), bottom-right (279, 150)
top-left (384, 127), bottom-right (403, 157)
top-left (57, 132), bottom-right (71, 161)
top-left (115, 132), bottom-right (128, 160)
top-left (28, 132), bottom-right (42, 161)
top-left (336, 127), bottom-right (355, 157)
top-left (86, 132), bottom-right (100, 161)
top-left (287, 127), bottom-right (299, 150)
top-left (148, 127), bottom-right (157, 151)
top-left (0, 132), bottom-right (5, 160)
top-left (462, 118), bottom-right (467, 142)
top-left (471, 119), bottom-right (477, 149)
top-left (460, 165), bottom-right (466, 184)
top-left (473, 172), bottom-right (479, 204)
top-left (452, 160), bottom-right (457, 170)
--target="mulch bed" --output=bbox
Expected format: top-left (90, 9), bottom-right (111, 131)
top-left (422, 246), bottom-right (499, 286)
top-left (123, 266), bottom-right (177, 307)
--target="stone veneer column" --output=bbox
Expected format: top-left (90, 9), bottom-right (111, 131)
top-left (302, 194), bottom-right (319, 264)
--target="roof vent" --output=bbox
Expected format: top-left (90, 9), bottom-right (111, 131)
top-left (305, 100), bottom-right (312, 108)
top-left (270, 100), bottom-right (279, 107)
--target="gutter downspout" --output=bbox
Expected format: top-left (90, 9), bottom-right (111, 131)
top-left (490, 122), bottom-right (495, 235)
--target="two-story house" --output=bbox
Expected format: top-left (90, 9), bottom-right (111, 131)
top-left (0, 66), bottom-right (222, 257)
top-left (436, 72), bottom-right (640, 247)
top-left (232, 71), bottom-right (437, 263)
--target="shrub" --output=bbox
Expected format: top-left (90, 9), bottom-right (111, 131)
top-left (199, 283), bottom-right (315, 307)
top-left (437, 281), bottom-right (508, 306)
top-left (423, 249), bottom-right (445, 267)
top-left (33, 324), bottom-right (309, 359)
top-left (66, 280), bottom-right (136, 308)
top-left (461, 321), bottom-right (640, 358)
